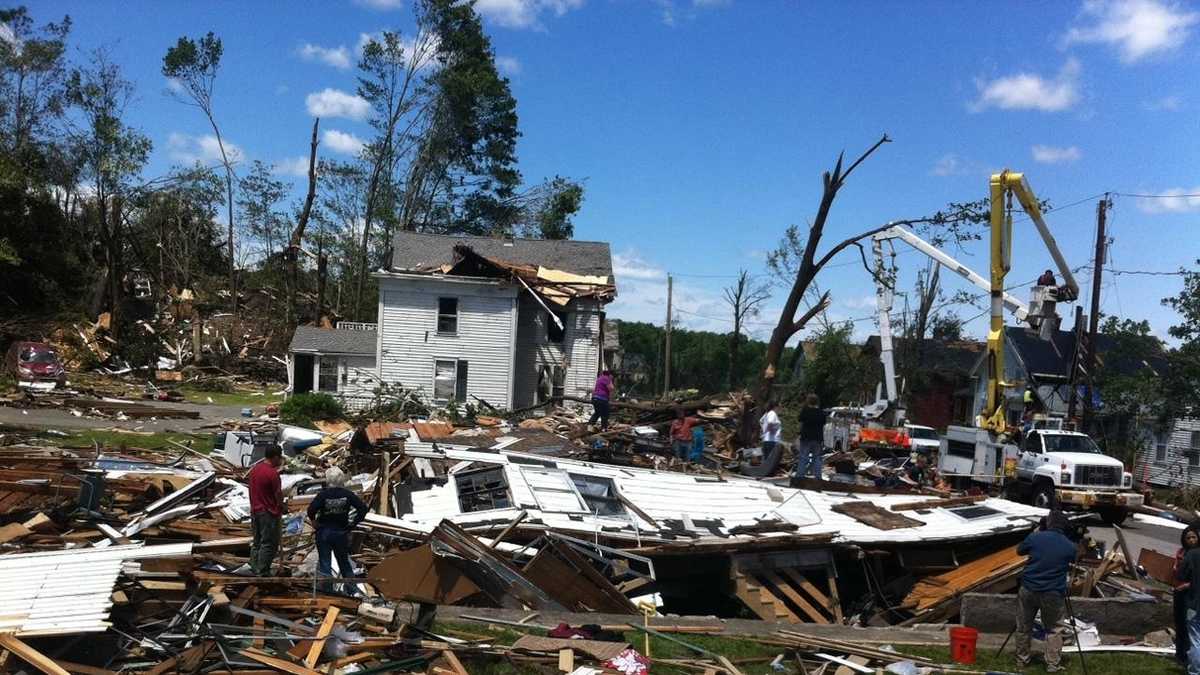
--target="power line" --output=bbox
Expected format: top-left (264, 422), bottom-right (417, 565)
top-left (1113, 191), bottom-right (1200, 199)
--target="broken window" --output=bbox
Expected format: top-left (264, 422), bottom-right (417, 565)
top-left (521, 467), bottom-right (588, 513)
top-left (948, 505), bottom-right (1003, 520)
top-left (945, 439), bottom-right (975, 459)
top-left (552, 365), bottom-right (565, 399)
top-left (456, 361), bottom-right (468, 402)
top-left (455, 466), bottom-right (511, 512)
top-left (437, 297), bottom-right (458, 334)
top-left (546, 310), bottom-right (567, 343)
top-left (434, 359), bottom-right (469, 402)
top-left (318, 357), bottom-right (339, 392)
top-left (569, 474), bottom-right (627, 517)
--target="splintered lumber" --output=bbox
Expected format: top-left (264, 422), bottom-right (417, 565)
top-left (239, 648), bottom-right (321, 675)
top-left (0, 635), bottom-right (69, 675)
top-left (900, 544), bottom-right (1025, 622)
top-left (888, 494), bottom-right (986, 512)
top-left (304, 607), bottom-right (340, 668)
top-left (774, 631), bottom-right (935, 666)
top-left (830, 501), bottom-right (923, 530)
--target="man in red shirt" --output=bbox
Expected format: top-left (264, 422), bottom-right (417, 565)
top-left (248, 445), bottom-right (284, 577)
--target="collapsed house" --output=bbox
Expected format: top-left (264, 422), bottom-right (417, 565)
top-left (289, 232), bottom-right (617, 411)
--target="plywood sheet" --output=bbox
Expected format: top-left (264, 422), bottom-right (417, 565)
top-left (830, 501), bottom-right (923, 530)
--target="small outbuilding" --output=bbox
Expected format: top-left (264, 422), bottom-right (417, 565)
top-left (288, 325), bottom-right (378, 410)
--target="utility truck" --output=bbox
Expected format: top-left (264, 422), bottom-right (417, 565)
top-left (1009, 427), bottom-right (1139, 525)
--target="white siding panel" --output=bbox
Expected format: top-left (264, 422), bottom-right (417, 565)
top-left (564, 300), bottom-right (602, 402)
top-left (377, 276), bottom-right (518, 409)
top-left (1137, 417), bottom-right (1200, 489)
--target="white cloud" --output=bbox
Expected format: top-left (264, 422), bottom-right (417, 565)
top-left (1064, 0), bottom-right (1199, 62)
top-left (167, 132), bottom-right (244, 165)
top-left (1135, 187), bottom-right (1200, 213)
top-left (1144, 94), bottom-right (1182, 110)
top-left (1031, 145), bottom-right (1083, 164)
top-left (971, 59), bottom-right (1081, 113)
top-left (354, 0), bottom-right (404, 10)
top-left (322, 129), bottom-right (366, 155)
top-left (274, 157), bottom-right (312, 178)
top-left (495, 55), bottom-right (522, 76)
top-left (612, 250), bottom-right (666, 281)
top-left (296, 43), bottom-right (352, 69)
top-left (305, 88), bottom-right (371, 120)
top-left (165, 77), bottom-right (185, 94)
top-left (0, 21), bottom-right (20, 49)
top-left (931, 153), bottom-right (967, 176)
top-left (473, 0), bottom-right (585, 29)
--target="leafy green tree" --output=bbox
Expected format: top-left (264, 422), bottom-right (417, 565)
top-left (0, 6), bottom-right (71, 184)
top-left (799, 322), bottom-right (875, 408)
top-left (237, 160), bottom-right (288, 260)
top-left (162, 32), bottom-right (238, 302)
top-left (67, 48), bottom-right (152, 337)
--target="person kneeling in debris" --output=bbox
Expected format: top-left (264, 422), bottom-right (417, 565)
top-left (307, 467), bottom-right (369, 594)
top-left (248, 445), bottom-right (284, 577)
top-left (1014, 510), bottom-right (1077, 672)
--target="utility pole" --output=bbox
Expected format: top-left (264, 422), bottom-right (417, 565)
top-left (664, 274), bottom-right (673, 396)
top-left (1082, 195), bottom-right (1110, 430)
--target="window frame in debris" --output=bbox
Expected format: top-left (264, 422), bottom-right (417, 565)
top-left (433, 358), bottom-right (468, 403)
top-left (318, 356), bottom-right (339, 393)
top-left (546, 309), bottom-right (568, 344)
top-left (520, 466), bottom-right (589, 513)
top-left (454, 465), bottom-right (513, 513)
top-left (437, 297), bottom-right (459, 335)
top-left (568, 473), bottom-right (628, 518)
top-left (946, 504), bottom-right (1005, 521)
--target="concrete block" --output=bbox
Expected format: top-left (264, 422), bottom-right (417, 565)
top-left (961, 592), bottom-right (1171, 637)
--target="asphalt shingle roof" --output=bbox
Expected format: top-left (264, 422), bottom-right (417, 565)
top-left (390, 231), bottom-right (613, 278)
top-left (288, 326), bottom-right (377, 355)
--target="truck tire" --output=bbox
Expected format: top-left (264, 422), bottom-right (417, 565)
top-left (1032, 480), bottom-right (1055, 509)
top-left (1098, 506), bottom-right (1128, 526)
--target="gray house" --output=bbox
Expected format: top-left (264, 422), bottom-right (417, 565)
top-left (288, 324), bottom-right (378, 408)
top-left (290, 232), bottom-right (616, 411)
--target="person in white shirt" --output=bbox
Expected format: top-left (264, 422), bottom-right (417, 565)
top-left (759, 401), bottom-right (782, 457)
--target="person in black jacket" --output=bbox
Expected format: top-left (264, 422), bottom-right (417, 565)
top-left (1176, 525), bottom-right (1200, 664)
top-left (790, 394), bottom-right (827, 488)
top-left (1014, 510), bottom-right (1077, 672)
top-left (307, 467), bottom-right (368, 594)
top-left (1178, 524), bottom-right (1200, 675)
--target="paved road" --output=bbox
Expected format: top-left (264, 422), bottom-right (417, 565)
top-left (1077, 512), bottom-right (1183, 559)
top-left (0, 399), bottom-right (252, 434)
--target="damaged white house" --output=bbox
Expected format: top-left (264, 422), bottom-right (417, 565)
top-left (289, 232), bottom-right (616, 410)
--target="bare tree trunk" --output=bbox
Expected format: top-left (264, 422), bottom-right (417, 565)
top-left (756, 135), bottom-right (892, 413)
top-left (287, 119), bottom-right (321, 328)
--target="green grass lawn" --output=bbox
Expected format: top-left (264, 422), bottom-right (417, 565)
top-left (39, 428), bottom-right (213, 452)
top-left (433, 622), bottom-right (1177, 675)
top-left (176, 383), bottom-right (284, 407)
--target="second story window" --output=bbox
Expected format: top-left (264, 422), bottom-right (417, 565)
top-left (438, 297), bottom-right (458, 334)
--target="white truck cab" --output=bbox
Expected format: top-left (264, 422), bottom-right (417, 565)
top-left (823, 406), bottom-right (863, 452)
top-left (904, 424), bottom-right (940, 456)
top-left (1012, 429), bottom-right (1141, 524)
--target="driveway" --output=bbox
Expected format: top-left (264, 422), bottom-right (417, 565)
top-left (0, 399), bottom-right (254, 434)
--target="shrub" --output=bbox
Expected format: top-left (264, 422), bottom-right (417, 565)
top-left (280, 393), bottom-right (344, 428)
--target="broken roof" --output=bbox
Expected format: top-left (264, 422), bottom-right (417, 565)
top-left (391, 231), bottom-right (613, 278)
top-left (396, 443), bottom-right (1045, 548)
top-left (1004, 326), bottom-right (1167, 381)
top-left (288, 326), bottom-right (377, 356)
top-left (863, 336), bottom-right (985, 375)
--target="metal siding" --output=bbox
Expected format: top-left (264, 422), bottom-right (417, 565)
top-left (377, 276), bottom-right (517, 409)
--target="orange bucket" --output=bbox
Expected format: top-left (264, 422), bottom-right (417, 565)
top-left (949, 627), bottom-right (978, 664)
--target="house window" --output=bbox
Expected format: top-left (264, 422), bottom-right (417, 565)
top-left (547, 310), bottom-right (567, 343)
top-left (1190, 431), bottom-right (1200, 468)
top-left (1156, 432), bottom-right (1169, 463)
top-left (437, 297), bottom-right (458, 334)
top-left (455, 467), bottom-right (511, 512)
top-left (434, 359), bottom-right (469, 402)
top-left (569, 474), bottom-right (627, 517)
top-left (552, 365), bottom-right (565, 399)
top-left (318, 357), bottom-right (339, 392)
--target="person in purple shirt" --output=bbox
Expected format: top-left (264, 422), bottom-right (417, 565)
top-left (587, 369), bottom-right (614, 430)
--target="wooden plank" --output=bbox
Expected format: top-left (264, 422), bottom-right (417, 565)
top-left (488, 510), bottom-right (527, 549)
top-left (52, 660), bottom-right (116, 675)
top-left (889, 494), bottom-right (986, 512)
top-left (253, 617), bottom-right (264, 649)
top-left (443, 649), bottom-right (470, 675)
top-left (0, 635), bottom-right (69, 675)
top-left (824, 567), bottom-right (844, 623)
top-left (1112, 525), bottom-right (1139, 579)
top-left (758, 571), bottom-right (829, 624)
top-left (239, 648), bottom-right (322, 675)
top-left (304, 607), bottom-right (340, 669)
top-left (830, 501), bottom-right (924, 530)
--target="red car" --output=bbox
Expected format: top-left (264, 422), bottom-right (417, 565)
top-left (5, 341), bottom-right (67, 387)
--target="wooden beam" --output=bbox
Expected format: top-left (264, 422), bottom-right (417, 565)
top-left (239, 648), bottom-right (322, 675)
top-left (488, 510), bottom-right (527, 549)
top-left (304, 607), bottom-right (340, 669)
top-left (557, 648), bottom-right (574, 673)
top-left (889, 494), bottom-right (986, 512)
top-left (443, 649), bottom-right (470, 675)
top-left (758, 571), bottom-right (829, 624)
top-left (51, 660), bottom-right (116, 675)
top-left (0, 635), bottom-right (69, 675)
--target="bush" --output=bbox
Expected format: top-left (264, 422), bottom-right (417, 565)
top-left (280, 393), bottom-right (344, 428)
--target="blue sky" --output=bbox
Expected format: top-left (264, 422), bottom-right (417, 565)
top-left (40, 0), bottom-right (1200, 343)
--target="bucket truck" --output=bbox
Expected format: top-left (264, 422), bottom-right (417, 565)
top-left (934, 171), bottom-right (1141, 524)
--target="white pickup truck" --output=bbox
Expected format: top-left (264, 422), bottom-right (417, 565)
top-left (1009, 428), bottom-right (1142, 525)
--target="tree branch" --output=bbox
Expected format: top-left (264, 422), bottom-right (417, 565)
top-left (791, 291), bottom-right (831, 334)
top-left (838, 134), bottom-right (891, 186)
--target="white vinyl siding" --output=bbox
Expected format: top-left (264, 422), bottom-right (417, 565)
top-left (1136, 417), bottom-right (1200, 488)
top-left (511, 296), bottom-right (604, 409)
top-left (377, 276), bottom-right (517, 409)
